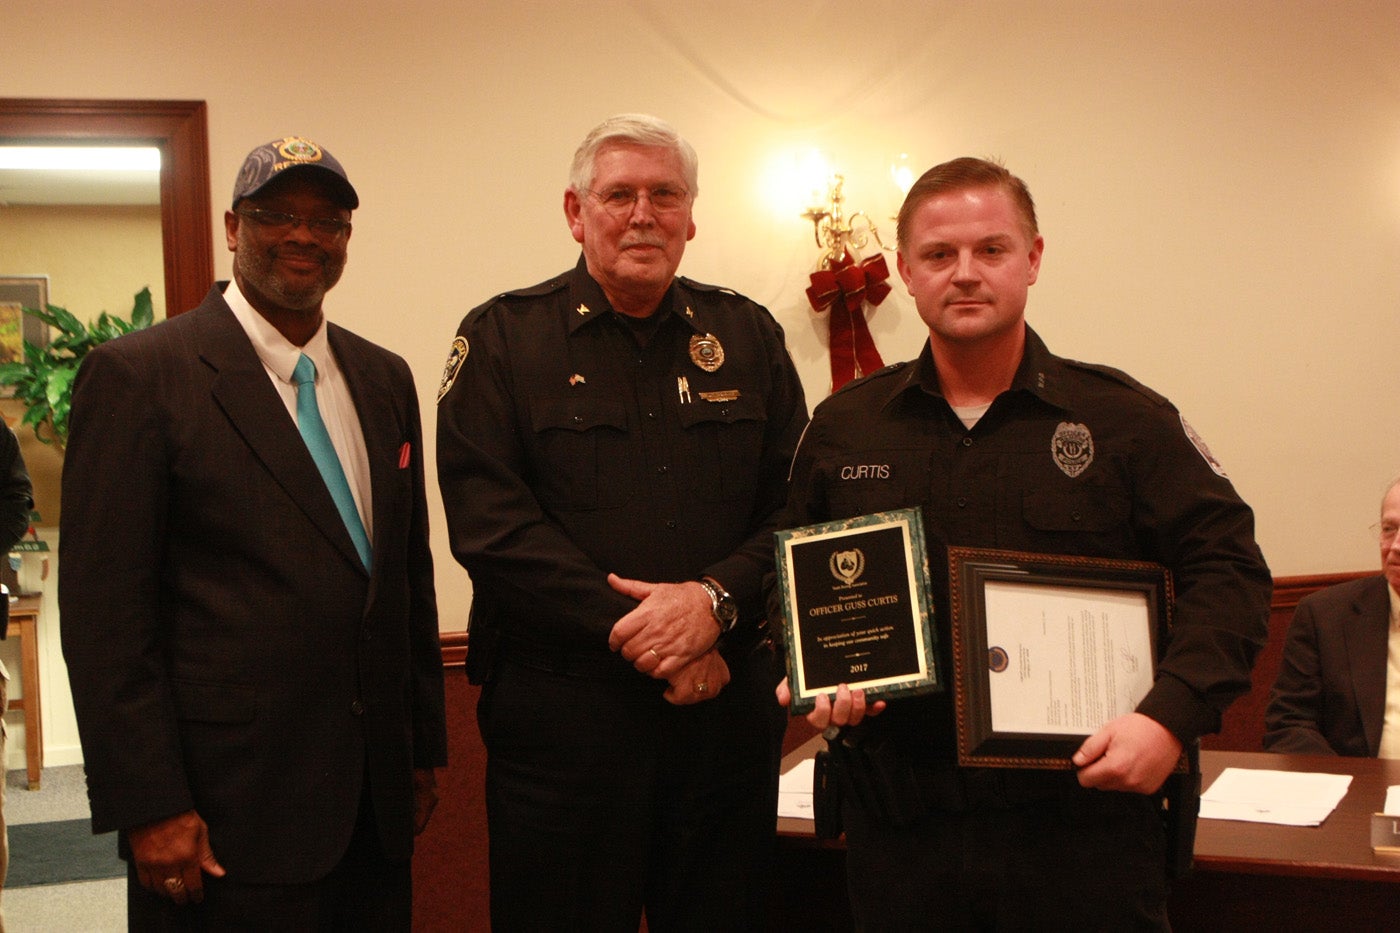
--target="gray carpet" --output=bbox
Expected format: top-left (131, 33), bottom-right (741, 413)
top-left (3, 765), bottom-right (127, 931)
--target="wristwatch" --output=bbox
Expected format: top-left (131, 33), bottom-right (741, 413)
top-left (698, 577), bottom-right (739, 633)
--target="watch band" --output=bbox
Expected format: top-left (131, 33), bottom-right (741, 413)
top-left (698, 577), bottom-right (738, 633)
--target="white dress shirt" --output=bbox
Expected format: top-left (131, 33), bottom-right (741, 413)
top-left (223, 279), bottom-right (374, 542)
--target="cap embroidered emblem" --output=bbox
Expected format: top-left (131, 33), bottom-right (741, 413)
top-left (277, 137), bottom-right (324, 164)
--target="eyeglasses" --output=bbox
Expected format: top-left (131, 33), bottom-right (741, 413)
top-left (236, 207), bottom-right (351, 238)
top-left (585, 186), bottom-right (690, 216)
top-left (1372, 522), bottom-right (1399, 543)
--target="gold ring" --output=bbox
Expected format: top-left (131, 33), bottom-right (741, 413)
top-left (695, 681), bottom-right (708, 693)
top-left (648, 647), bottom-right (661, 661)
top-left (164, 877), bottom-right (185, 893)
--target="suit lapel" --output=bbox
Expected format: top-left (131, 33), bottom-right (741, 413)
top-left (199, 302), bottom-right (368, 574)
top-left (1345, 577), bottom-right (1392, 755)
top-left (330, 325), bottom-right (401, 595)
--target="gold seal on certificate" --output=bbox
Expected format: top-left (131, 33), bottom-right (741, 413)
top-left (774, 508), bottom-right (940, 714)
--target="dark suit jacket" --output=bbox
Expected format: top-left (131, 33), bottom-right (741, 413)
top-left (60, 284), bottom-right (447, 884)
top-left (1263, 575), bottom-right (1391, 756)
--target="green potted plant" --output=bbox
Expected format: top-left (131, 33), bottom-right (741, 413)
top-left (0, 286), bottom-right (154, 448)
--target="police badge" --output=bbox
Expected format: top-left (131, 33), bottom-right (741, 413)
top-left (1051, 422), bottom-right (1094, 478)
top-left (688, 333), bottom-right (724, 372)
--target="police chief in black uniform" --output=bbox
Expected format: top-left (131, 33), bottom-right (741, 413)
top-left (436, 113), bottom-right (808, 930)
top-left (775, 157), bottom-right (1272, 930)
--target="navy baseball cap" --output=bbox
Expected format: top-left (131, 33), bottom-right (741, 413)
top-left (231, 136), bottom-right (359, 209)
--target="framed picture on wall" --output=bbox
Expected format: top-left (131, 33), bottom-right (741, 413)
top-left (0, 275), bottom-right (51, 368)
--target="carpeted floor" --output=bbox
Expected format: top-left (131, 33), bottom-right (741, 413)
top-left (3, 764), bottom-right (126, 931)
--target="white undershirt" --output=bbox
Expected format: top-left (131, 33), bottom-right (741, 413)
top-left (951, 403), bottom-right (991, 430)
top-left (1375, 585), bottom-right (1400, 758)
top-left (223, 280), bottom-right (374, 541)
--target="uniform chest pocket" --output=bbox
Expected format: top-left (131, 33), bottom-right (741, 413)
top-left (677, 394), bottom-right (768, 500)
top-left (823, 452), bottom-right (930, 520)
top-left (1021, 485), bottom-right (1128, 534)
top-left (528, 396), bottom-right (630, 510)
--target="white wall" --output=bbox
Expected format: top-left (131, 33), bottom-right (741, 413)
top-left (4, 0), bottom-right (1399, 765)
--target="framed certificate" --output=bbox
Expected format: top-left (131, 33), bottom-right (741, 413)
top-left (947, 547), bottom-right (1174, 770)
top-left (775, 508), bottom-right (940, 714)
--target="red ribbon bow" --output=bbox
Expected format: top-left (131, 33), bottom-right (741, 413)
top-left (806, 250), bottom-right (890, 391)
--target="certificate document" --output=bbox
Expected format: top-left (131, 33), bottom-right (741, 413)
top-left (983, 580), bottom-right (1154, 735)
top-left (775, 508), bottom-right (940, 714)
top-left (947, 547), bottom-right (1173, 769)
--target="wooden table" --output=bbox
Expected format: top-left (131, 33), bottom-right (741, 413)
top-left (775, 741), bottom-right (1400, 925)
top-left (6, 594), bottom-right (43, 790)
top-left (1171, 749), bottom-right (1400, 926)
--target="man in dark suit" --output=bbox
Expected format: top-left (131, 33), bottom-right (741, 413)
top-left (60, 137), bottom-right (447, 929)
top-left (1266, 478), bottom-right (1400, 756)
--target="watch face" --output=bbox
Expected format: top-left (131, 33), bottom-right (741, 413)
top-left (716, 595), bottom-right (738, 626)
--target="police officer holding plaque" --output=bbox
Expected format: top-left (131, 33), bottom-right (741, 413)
top-left (774, 157), bottom-right (1272, 929)
top-left (436, 114), bottom-right (808, 930)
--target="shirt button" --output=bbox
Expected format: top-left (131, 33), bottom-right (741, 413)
top-left (956, 497), bottom-right (968, 509)
top-left (666, 520), bottom-right (677, 529)
top-left (572, 415), bottom-right (583, 425)
top-left (350, 700), bottom-right (365, 716)
top-left (1071, 511), bottom-right (1082, 522)
top-left (647, 411), bottom-right (657, 419)
top-left (656, 465), bottom-right (669, 475)
top-left (961, 437), bottom-right (973, 447)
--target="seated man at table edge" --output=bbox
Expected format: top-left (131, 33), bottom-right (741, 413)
top-left (1265, 476), bottom-right (1400, 757)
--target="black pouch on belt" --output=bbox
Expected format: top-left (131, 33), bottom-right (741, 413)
top-left (825, 727), bottom-right (931, 829)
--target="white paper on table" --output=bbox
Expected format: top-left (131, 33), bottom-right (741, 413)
top-left (1199, 767), bottom-right (1352, 826)
top-left (1384, 785), bottom-right (1400, 816)
top-left (777, 757), bottom-right (815, 819)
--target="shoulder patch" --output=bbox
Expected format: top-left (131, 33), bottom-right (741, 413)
top-left (1061, 359), bottom-right (1168, 406)
top-left (436, 336), bottom-right (468, 403)
top-left (1180, 415), bottom-right (1228, 477)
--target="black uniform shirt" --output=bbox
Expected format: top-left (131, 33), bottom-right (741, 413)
top-left (781, 326), bottom-right (1271, 764)
top-left (438, 257), bottom-right (808, 655)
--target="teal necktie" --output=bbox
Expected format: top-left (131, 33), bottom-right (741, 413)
top-left (293, 353), bottom-right (372, 572)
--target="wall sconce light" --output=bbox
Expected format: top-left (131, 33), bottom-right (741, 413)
top-left (801, 173), bottom-right (887, 268)
top-left (802, 173), bottom-right (893, 392)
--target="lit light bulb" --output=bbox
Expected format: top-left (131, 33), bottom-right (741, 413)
top-left (889, 152), bottom-right (915, 195)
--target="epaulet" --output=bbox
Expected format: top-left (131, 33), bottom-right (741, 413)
top-left (498, 270), bottom-right (571, 300)
top-left (461, 272), bottom-right (571, 325)
top-left (676, 275), bottom-right (741, 297)
top-left (1061, 358), bottom-right (1169, 406)
top-left (829, 360), bottom-right (910, 397)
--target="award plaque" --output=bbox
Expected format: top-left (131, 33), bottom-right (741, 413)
top-left (947, 547), bottom-right (1175, 770)
top-left (775, 508), bottom-right (940, 714)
